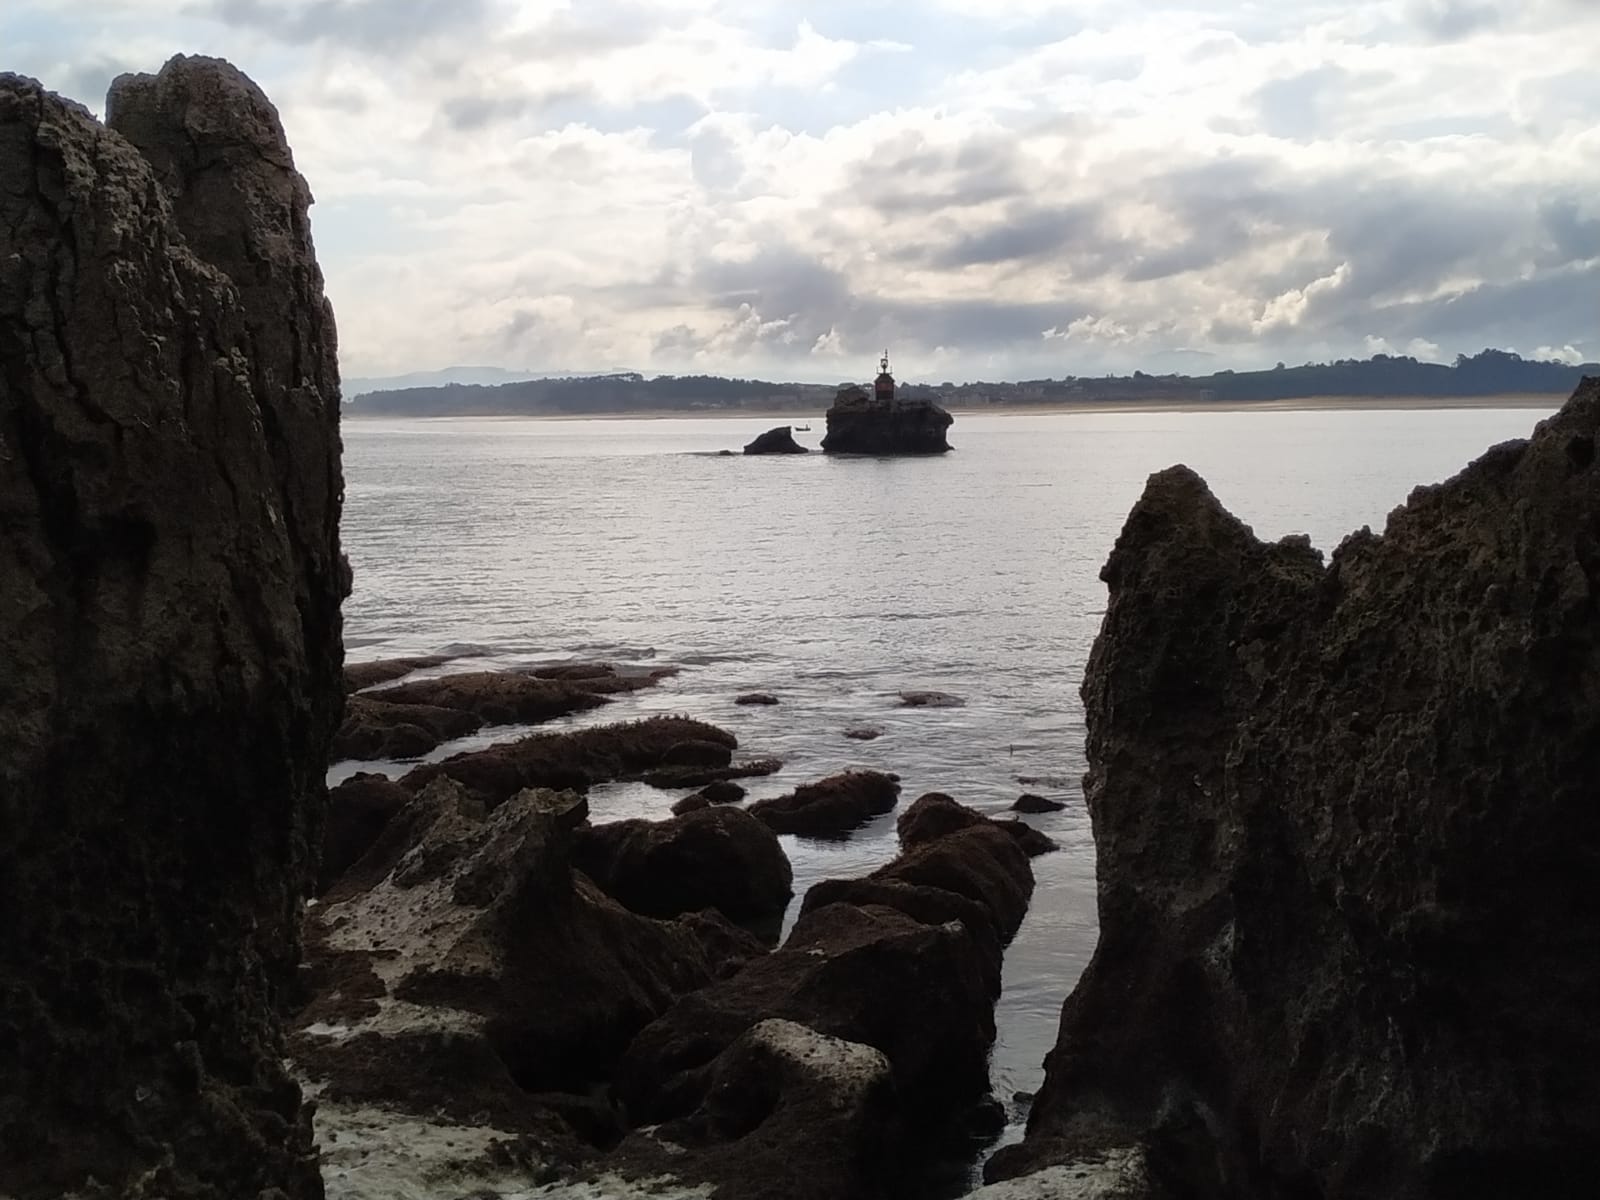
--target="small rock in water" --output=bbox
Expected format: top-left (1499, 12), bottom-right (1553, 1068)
top-left (671, 794), bottom-right (712, 816)
top-left (699, 781), bottom-right (748, 804)
top-left (661, 739), bottom-right (734, 768)
top-left (1001, 820), bottom-right (1059, 858)
top-left (735, 692), bottom-right (780, 706)
top-left (1011, 793), bottom-right (1066, 814)
top-left (843, 726), bottom-right (883, 741)
top-left (748, 770), bottom-right (901, 839)
top-left (899, 690), bottom-right (965, 708)
top-left (670, 780), bottom-right (746, 815)
top-left (743, 426), bottom-right (809, 455)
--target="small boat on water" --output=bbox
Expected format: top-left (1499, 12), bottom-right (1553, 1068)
top-left (794, 423), bottom-right (812, 431)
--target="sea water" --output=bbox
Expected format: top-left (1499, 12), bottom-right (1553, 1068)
top-left (336, 403), bottom-right (1558, 1169)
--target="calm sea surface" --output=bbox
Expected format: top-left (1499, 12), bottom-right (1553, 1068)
top-left (335, 404), bottom-right (1559, 1172)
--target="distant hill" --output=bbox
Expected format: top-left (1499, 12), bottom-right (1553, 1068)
top-left (345, 371), bottom-right (838, 415)
top-left (341, 365), bottom-right (631, 399)
top-left (343, 350), bottom-right (1597, 416)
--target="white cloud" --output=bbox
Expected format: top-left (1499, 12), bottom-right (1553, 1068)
top-left (1534, 344), bottom-right (1586, 365)
top-left (5, 0), bottom-right (1598, 379)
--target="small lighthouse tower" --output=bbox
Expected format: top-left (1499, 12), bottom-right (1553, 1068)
top-left (874, 349), bottom-right (896, 404)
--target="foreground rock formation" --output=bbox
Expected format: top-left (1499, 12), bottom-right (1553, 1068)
top-left (573, 804), bottom-right (794, 927)
top-left (989, 381), bottom-right (1600, 1198)
top-left (302, 760), bottom-right (1032, 1199)
top-left (614, 795), bottom-right (1034, 1196)
top-left (822, 383), bottom-right (954, 455)
top-left (0, 58), bottom-right (342, 1200)
top-left (298, 782), bottom-right (723, 1103)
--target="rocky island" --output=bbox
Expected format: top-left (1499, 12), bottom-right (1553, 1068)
top-left (822, 352), bottom-right (954, 455)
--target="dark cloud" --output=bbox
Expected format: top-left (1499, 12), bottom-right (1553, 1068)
top-left (51, 55), bottom-right (137, 111)
top-left (1322, 189), bottom-right (1511, 299)
top-left (1254, 65), bottom-right (1392, 139)
top-left (848, 129), bottom-right (1031, 217)
top-left (1541, 199), bottom-right (1600, 264)
top-left (437, 85), bottom-right (592, 133)
top-left (926, 203), bottom-right (1104, 269)
top-left (1121, 157), bottom-right (1292, 282)
top-left (205, 0), bottom-right (493, 53)
top-left (695, 248), bottom-right (854, 317)
top-left (1325, 261), bottom-right (1600, 349)
top-left (1408, 0), bottom-right (1503, 41)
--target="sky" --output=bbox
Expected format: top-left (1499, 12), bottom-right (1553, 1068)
top-left (5, 0), bottom-right (1599, 384)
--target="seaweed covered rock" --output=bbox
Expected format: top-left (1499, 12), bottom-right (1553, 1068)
top-left (749, 769), bottom-right (901, 838)
top-left (371, 669), bottom-right (614, 725)
top-left (332, 666), bottom-right (676, 762)
top-left (401, 715), bottom-right (741, 804)
top-left (899, 792), bottom-right (1058, 859)
top-left (990, 381), bottom-right (1600, 1197)
top-left (344, 653), bottom-right (455, 692)
top-left (0, 57), bottom-right (342, 1200)
top-left (333, 692), bottom-right (484, 760)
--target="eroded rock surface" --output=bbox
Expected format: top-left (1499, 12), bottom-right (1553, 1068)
top-left (401, 715), bottom-right (741, 803)
top-left (990, 382), bottom-right (1600, 1198)
top-left (608, 1020), bottom-right (899, 1200)
top-left (294, 781), bottom-right (723, 1174)
top-left (616, 795), bottom-right (1036, 1194)
top-left (1, 58), bottom-right (342, 1199)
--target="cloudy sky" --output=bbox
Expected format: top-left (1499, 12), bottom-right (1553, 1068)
top-left (6, 0), bottom-right (1599, 382)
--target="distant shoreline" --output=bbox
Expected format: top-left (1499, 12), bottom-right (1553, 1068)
top-left (343, 392), bottom-right (1569, 421)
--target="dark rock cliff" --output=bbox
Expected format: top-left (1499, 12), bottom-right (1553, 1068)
top-left (987, 380), bottom-right (1600, 1198)
top-left (0, 57), bottom-right (343, 1199)
top-left (821, 384), bottom-right (953, 455)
